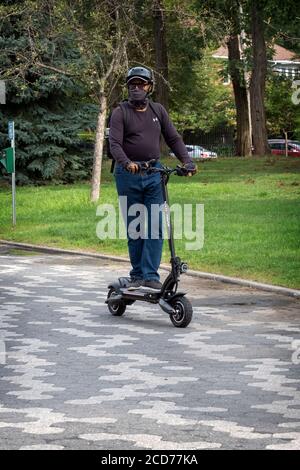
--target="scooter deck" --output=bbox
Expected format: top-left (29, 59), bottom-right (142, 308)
top-left (120, 287), bottom-right (161, 301)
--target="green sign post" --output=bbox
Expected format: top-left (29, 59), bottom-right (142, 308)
top-left (0, 148), bottom-right (15, 174)
top-left (0, 121), bottom-right (16, 225)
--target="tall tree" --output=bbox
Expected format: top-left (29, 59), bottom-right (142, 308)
top-left (249, 0), bottom-right (270, 156)
top-left (226, 0), bottom-right (252, 156)
top-left (152, 0), bottom-right (169, 110)
top-left (227, 33), bottom-right (251, 156)
top-left (60, 0), bottom-right (140, 201)
top-left (195, 0), bottom-right (252, 156)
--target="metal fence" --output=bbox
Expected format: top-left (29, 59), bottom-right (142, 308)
top-left (183, 127), bottom-right (235, 157)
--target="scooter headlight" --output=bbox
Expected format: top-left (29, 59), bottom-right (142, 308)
top-left (180, 262), bottom-right (188, 273)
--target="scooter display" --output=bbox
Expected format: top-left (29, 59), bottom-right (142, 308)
top-left (105, 160), bottom-right (193, 328)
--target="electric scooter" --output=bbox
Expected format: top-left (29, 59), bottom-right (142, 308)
top-left (105, 160), bottom-right (193, 328)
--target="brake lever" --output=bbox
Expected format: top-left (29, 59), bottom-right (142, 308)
top-left (175, 165), bottom-right (188, 176)
top-left (139, 159), bottom-right (158, 175)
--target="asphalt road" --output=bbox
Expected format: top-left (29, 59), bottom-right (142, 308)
top-left (0, 245), bottom-right (299, 450)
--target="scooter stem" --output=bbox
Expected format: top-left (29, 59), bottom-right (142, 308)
top-left (161, 173), bottom-right (176, 258)
top-left (160, 172), bottom-right (180, 282)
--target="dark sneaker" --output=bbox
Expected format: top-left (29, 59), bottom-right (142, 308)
top-left (126, 278), bottom-right (144, 290)
top-left (141, 280), bottom-right (163, 291)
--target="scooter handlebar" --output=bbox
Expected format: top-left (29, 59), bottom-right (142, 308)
top-left (138, 161), bottom-right (190, 177)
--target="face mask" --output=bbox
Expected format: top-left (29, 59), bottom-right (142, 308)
top-left (128, 88), bottom-right (148, 108)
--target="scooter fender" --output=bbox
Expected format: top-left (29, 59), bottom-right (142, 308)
top-left (107, 282), bottom-right (123, 294)
top-left (107, 280), bottom-right (135, 306)
top-left (159, 292), bottom-right (187, 315)
top-left (165, 292), bottom-right (187, 303)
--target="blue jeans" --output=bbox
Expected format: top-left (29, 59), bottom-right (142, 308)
top-left (114, 161), bottom-right (164, 281)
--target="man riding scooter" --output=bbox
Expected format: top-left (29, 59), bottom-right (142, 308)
top-left (109, 66), bottom-right (197, 291)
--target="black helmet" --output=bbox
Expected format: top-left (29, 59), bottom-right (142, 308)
top-left (126, 66), bottom-right (153, 85)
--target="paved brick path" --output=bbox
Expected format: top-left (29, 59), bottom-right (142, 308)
top-left (0, 246), bottom-right (299, 449)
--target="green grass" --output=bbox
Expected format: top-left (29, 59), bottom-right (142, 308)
top-left (0, 157), bottom-right (300, 288)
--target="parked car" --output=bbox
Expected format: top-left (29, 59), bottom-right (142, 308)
top-left (170, 145), bottom-right (218, 160)
top-left (268, 139), bottom-right (300, 157)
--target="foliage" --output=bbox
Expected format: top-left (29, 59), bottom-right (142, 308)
top-left (170, 54), bottom-right (235, 133)
top-left (265, 74), bottom-right (300, 138)
top-left (1, 0), bottom-right (299, 185)
top-left (0, 1), bottom-right (97, 184)
top-left (261, 0), bottom-right (300, 55)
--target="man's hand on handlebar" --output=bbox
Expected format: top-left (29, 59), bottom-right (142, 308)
top-left (126, 162), bottom-right (140, 174)
top-left (185, 162), bottom-right (197, 176)
top-left (126, 160), bottom-right (155, 174)
top-left (176, 162), bottom-right (197, 177)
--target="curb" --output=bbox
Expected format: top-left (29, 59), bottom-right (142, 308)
top-left (1, 239), bottom-right (300, 299)
top-left (0, 240), bottom-right (130, 264)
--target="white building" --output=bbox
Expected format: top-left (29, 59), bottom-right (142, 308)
top-left (212, 43), bottom-right (300, 80)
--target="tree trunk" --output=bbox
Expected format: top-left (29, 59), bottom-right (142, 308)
top-left (249, 0), bottom-right (271, 156)
top-left (153, 0), bottom-right (169, 111)
top-left (90, 93), bottom-right (107, 202)
top-left (227, 34), bottom-right (251, 156)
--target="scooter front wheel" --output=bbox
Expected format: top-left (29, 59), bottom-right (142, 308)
top-left (107, 288), bottom-right (126, 316)
top-left (169, 296), bottom-right (193, 328)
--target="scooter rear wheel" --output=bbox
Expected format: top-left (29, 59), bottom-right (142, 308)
top-left (169, 296), bottom-right (193, 328)
top-left (107, 288), bottom-right (126, 316)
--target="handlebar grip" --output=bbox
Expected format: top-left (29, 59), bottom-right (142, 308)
top-left (175, 166), bottom-right (188, 176)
